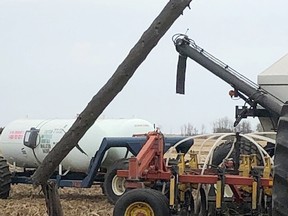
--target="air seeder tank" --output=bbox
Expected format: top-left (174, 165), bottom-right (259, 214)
top-left (0, 118), bottom-right (154, 172)
top-left (258, 54), bottom-right (288, 131)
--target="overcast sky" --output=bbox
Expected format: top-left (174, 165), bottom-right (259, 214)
top-left (1, 0), bottom-right (288, 133)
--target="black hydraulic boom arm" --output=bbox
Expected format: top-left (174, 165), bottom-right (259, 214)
top-left (173, 34), bottom-right (284, 119)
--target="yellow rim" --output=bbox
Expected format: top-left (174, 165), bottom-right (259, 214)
top-left (124, 201), bottom-right (154, 216)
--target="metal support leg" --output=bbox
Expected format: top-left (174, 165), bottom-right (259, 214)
top-left (251, 169), bottom-right (260, 216)
top-left (216, 168), bottom-right (225, 216)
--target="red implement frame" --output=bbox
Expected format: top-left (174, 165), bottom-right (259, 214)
top-left (117, 131), bottom-right (171, 181)
top-left (117, 131), bottom-right (273, 189)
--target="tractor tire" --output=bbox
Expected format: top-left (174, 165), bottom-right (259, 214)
top-left (212, 140), bottom-right (262, 167)
top-left (0, 156), bottom-right (11, 199)
top-left (113, 188), bottom-right (169, 216)
top-left (272, 105), bottom-right (288, 216)
top-left (148, 188), bottom-right (169, 206)
top-left (103, 158), bottom-right (128, 204)
top-left (211, 141), bottom-right (233, 166)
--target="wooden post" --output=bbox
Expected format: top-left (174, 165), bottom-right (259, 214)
top-left (31, 1), bottom-right (192, 215)
top-left (42, 181), bottom-right (63, 216)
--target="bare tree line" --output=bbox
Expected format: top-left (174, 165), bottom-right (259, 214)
top-left (181, 117), bottom-right (263, 136)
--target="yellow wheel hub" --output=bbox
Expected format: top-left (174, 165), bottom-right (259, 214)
top-left (124, 201), bottom-right (154, 216)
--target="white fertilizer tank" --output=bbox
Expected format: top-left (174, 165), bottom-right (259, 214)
top-left (0, 118), bottom-right (154, 172)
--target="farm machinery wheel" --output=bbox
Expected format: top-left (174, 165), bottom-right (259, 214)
top-left (113, 188), bottom-right (169, 216)
top-left (212, 140), bottom-right (262, 167)
top-left (104, 158), bottom-right (128, 204)
top-left (0, 156), bottom-right (11, 199)
top-left (272, 106), bottom-right (288, 216)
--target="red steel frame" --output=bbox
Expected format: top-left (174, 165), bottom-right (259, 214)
top-left (117, 131), bottom-right (273, 189)
top-left (117, 131), bottom-right (171, 181)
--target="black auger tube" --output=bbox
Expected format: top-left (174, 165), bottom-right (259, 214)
top-left (175, 42), bottom-right (283, 117)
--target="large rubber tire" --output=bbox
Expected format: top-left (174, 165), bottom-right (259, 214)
top-left (212, 140), bottom-right (262, 166)
top-left (103, 158), bottom-right (128, 204)
top-left (0, 156), bottom-right (11, 199)
top-left (272, 105), bottom-right (288, 216)
top-left (113, 188), bottom-right (169, 216)
top-left (211, 141), bottom-right (233, 166)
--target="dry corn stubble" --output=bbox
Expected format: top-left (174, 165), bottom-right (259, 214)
top-left (0, 184), bottom-right (113, 216)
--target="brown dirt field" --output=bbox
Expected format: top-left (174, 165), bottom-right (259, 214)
top-left (0, 184), bottom-right (113, 216)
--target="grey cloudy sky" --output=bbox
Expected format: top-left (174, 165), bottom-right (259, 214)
top-left (1, 0), bottom-right (288, 133)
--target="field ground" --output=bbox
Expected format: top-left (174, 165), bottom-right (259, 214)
top-left (0, 184), bottom-right (113, 216)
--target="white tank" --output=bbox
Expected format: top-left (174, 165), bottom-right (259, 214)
top-left (257, 53), bottom-right (288, 131)
top-left (258, 53), bottom-right (288, 102)
top-left (0, 118), bottom-right (154, 172)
